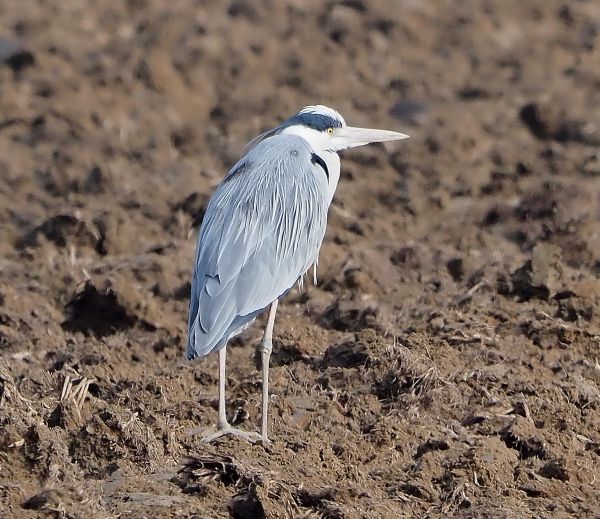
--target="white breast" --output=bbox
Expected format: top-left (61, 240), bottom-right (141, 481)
top-left (322, 150), bottom-right (341, 205)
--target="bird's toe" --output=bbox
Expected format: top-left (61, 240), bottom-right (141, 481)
top-left (201, 426), bottom-right (266, 445)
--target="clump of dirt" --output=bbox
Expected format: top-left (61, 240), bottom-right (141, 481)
top-left (1, 1), bottom-right (600, 518)
top-left (62, 281), bottom-right (136, 337)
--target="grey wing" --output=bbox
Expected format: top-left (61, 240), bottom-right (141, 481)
top-left (187, 135), bottom-right (330, 359)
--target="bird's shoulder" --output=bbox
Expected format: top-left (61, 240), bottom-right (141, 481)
top-left (220, 133), bottom-right (320, 187)
top-left (243, 133), bottom-right (313, 167)
top-left (256, 132), bottom-right (312, 152)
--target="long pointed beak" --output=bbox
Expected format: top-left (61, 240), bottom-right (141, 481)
top-left (331, 126), bottom-right (409, 150)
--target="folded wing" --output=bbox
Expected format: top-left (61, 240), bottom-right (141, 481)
top-left (187, 134), bottom-right (329, 359)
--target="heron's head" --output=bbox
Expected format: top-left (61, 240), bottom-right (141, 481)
top-left (278, 105), bottom-right (409, 153)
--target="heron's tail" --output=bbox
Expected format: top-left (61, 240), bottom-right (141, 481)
top-left (187, 321), bottom-right (226, 360)
top-left (187, 307), bottom-right (265, 360)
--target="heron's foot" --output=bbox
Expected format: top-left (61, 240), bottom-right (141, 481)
top-left (201, 424), bottom-right (270, 445)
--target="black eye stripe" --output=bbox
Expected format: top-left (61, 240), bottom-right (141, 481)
top-left (288, 113), bottom-right (343, 132)
top-left (310, 153), bottom-right (329, 180)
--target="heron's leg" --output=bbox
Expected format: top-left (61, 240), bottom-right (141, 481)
top-left (259, 300), bottom-right (278, 441)
top-left (202, 346), bottom-right (264, 444)
top-left (216, 346), bottom-right (228, 428)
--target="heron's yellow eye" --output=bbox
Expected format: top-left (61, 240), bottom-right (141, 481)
top-left (327, 128), bottom-right (334, 135)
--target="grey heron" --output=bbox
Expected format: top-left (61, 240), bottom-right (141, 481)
top-left (187, 105), bottom-right (408, 443)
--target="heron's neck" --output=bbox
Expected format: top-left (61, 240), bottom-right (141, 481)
top-left (320, 150), bottom-right (340, 204)
top-left (280, 126), bottom-right (341, 203)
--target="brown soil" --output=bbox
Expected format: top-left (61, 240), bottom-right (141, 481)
top-left (2, 1), bottom-right (600, 518)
